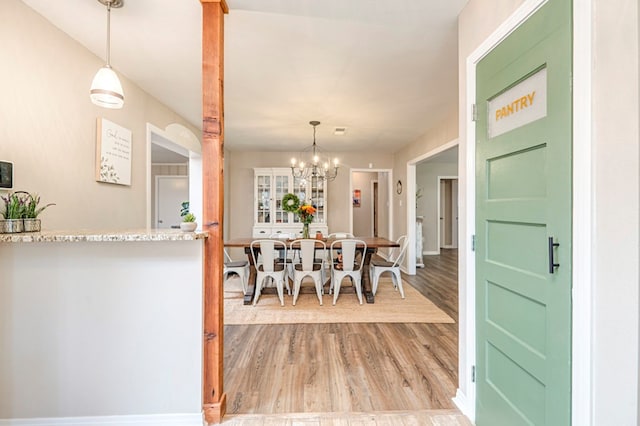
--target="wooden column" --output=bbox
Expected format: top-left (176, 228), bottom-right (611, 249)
top-left (200, 0), bottom-right (228, 424)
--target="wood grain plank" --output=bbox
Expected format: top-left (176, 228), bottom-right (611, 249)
top-left (201, 0), bottom-right (228, 423)
top-left (223, 250), bottom-right (460, 417)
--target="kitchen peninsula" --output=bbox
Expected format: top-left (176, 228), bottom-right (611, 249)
top-left (0, 229), bottom-right (207, 423)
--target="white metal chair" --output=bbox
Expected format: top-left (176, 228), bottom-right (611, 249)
top-left (269, 232), bottom-right (295, 284)
top-left (223, 248), bottom-right (250, 294)
top-left (250, 240), bottom-right (288, 306)
top-left (290, 239), bottom-right (326, 305)
top-left (326, 232), bottom-right (354, 263)
top-left (329, 239), bottom-right (366, 305)
top-left (370, 235), bottom-right (409, 298)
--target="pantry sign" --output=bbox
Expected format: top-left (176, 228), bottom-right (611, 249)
top-left (488, 67), bottom-right (547, 138)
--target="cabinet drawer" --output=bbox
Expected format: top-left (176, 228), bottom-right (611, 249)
top-left (252, 227), bottom-right (272, 238)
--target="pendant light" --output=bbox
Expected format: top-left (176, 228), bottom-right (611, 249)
top-left (90, 0), bottom-right (125, 109)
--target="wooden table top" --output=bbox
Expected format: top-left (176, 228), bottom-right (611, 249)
top-left (224, 236), bottom-right (400, 248)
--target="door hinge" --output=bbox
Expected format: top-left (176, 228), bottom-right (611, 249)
top-left (472, 365), bottom-right (476, 383)
top-left (472, 103), bottom-right (478, 122)
top-left (471, 234), bottom-right (476, 251)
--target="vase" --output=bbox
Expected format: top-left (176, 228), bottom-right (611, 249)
top-left (180, 222), bottom-right (197, 232)
top-left (1, 219), bottom-right (23, 233)
top-left (302, 223), bottom-right (310, 239)
top-left (23, 218), bottom-right (41, 232)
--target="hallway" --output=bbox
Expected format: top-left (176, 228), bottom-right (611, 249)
top-left (223, 250), bottom-right (463, 423)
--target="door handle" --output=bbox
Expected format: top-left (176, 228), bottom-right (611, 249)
top-left (548, 237), bottom-right (560, 274)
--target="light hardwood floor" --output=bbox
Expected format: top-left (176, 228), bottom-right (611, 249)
top-left (223, 249), bottom-right (465, 424)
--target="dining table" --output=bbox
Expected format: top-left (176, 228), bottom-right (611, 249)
top-left (224, 237), bottom-right (400, 305)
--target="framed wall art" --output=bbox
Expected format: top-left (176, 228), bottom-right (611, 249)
top-left (353, 189), bottom-right (361, 207)
top-left (95, 118), bottom-right (132, 186)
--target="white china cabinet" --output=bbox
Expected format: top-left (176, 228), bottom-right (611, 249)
top-left (252, 168), bottom-right (328, 238)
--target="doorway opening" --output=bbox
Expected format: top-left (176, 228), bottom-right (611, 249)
top-left (438, 177), bottom-right (458, 250)
top-left (146, 123), bottom-right (202, 229)
top-left (408, 143), bottom-right (459, 267)
top-left (349, 169), bottom-right (392, 240)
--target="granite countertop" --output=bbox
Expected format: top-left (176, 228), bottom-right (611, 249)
top-left (0, 228), bottom-right (209, 243)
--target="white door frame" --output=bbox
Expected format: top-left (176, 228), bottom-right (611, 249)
top-left (459, 0), bottom-right (593, 423)
top-left (349, 169), bottom-right (392, 239)
top-left (406, 139), bottom-right (459, 275)
top-left (437, 176), bottom-right (458, 250)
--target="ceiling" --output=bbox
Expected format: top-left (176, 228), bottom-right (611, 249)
top-left (21, 0), bottom-right (467, 153)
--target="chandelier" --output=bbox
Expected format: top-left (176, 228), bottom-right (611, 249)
top-left (290, 121), bottom-right (339, 182)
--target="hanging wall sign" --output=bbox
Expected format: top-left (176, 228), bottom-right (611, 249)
top-left (488, 67), bottom-right (547, 138)
top-left (95, 118), bottom-right (132, 185)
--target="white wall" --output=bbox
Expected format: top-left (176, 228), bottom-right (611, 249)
top-left (0, 0), bottom-right (200, 230)
top-left (377, 171), bottom-right (390, 240)
top-left (0, 240), bottom-right (203, 419)
top-left (392, 115), bottom-right (459, 250)
top-left (416, 162), bottom-right (457, 253)
top-left (591, 0), bottom-right (639, 423)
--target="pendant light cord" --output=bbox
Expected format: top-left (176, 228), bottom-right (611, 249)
top-left (106, 0), bottom-right (112, 67)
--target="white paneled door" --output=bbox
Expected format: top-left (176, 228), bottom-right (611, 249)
top-left (156, 176), bottom-right (189, 229)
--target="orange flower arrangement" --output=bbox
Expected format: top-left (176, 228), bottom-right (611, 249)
top-left (297, 203), bottom-right (316, 224)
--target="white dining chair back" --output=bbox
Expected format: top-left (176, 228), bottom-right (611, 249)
top-left (269, 232), bottom-right (295, 281)
top-left (290, 239), bottom-right (326, 305)
top-left (223, 248), bottom-right (249, 295)
top-left (250, 239), bottom-right (288, 306)
top-left (328, 232), bottom-right (354, 239)
top-left (330, 239), bottom-right (366, 305)
top-left (370, 235), bottom-right (409, 298)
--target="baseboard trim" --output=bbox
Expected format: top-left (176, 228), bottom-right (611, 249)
top-left (452, 389), bottom-right (473, 421)
top-left (423, 250), bottom-right (439, 255)
top-left (0, 413), bottom-right (202, 426)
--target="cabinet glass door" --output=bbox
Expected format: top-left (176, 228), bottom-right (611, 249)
top-left (310, 176), bottom-right (325, 223)
top-left (256, 174), bottom-right (271, 224)
top-left (273, 174), bottom-right (291, 224)
top-left (292, 177), bottom-right (307, 223)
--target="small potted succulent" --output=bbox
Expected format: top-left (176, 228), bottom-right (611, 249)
top-left (180, 201), bottom-right (197, 232)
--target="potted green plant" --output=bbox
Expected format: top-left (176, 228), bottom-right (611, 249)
top-left (1, 191), bottom-right (26, 233)
top-left (180, 201), bottom-right (197, 232)
top-left (22, 192), bottom-right (55, 232)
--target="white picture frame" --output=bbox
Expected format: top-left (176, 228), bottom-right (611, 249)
top-left (95, 118), bottom-right (132, 186)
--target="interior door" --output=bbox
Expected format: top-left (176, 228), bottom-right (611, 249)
top-left (373, 181), bottom-right (378, 237)
top-left (156, 176), bottom-right (189, 229)
top-left (475, 0), bottom-right (572, 424)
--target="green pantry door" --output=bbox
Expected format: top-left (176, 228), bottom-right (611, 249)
top-left (475, 0), bottom-right (572, 424)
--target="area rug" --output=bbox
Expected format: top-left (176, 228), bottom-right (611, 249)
top-left (224, 276), bottom-right (454, 325)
